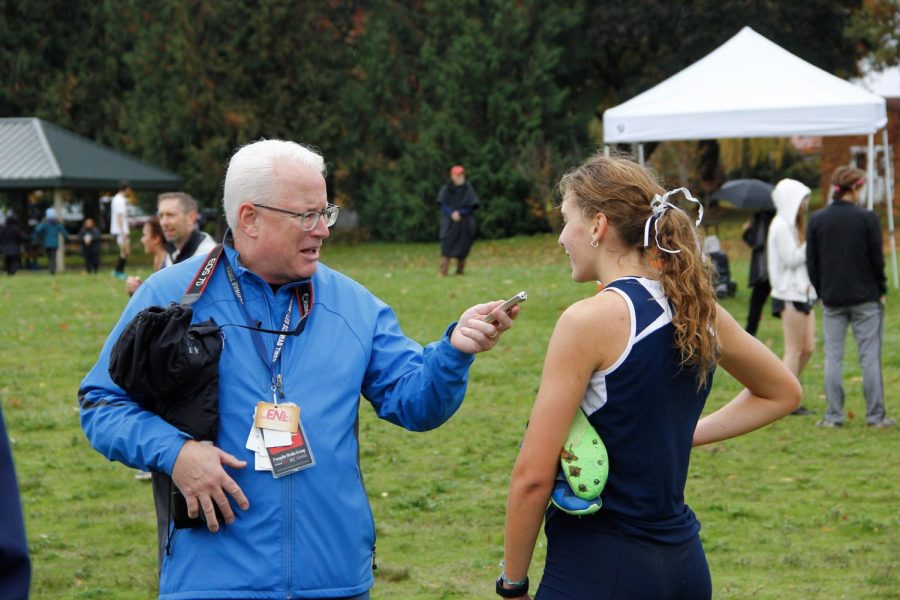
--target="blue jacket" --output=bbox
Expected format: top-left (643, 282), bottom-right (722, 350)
top-left (32, 219), bottom-right (68, 249)
top-left (79, 245), bottom-right (475, 599)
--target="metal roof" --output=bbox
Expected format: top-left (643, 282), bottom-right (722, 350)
top-left (0, 117), bottom-right (185, 190)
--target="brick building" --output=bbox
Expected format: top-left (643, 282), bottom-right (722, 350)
top-left (820, 99), bottom-right (899, 205)
top-left (821, 67), bottom-right (899, 208)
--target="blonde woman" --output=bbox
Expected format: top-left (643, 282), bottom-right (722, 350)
top-left (767, 179), bottom-right (816, 415)
top-left (497, 155), bottom-right (800, 599)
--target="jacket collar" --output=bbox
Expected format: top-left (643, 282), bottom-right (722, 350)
top-left (222, 230), bottom-right (311, 291)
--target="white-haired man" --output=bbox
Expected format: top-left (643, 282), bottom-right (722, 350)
top-left (80, 139), bottom-right (518, 599)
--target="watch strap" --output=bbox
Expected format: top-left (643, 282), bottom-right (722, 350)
top-left (496, 575), bottom-right (529, 597)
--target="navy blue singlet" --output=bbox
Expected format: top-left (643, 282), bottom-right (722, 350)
top-left (537, 277), bottom-right (714, 600)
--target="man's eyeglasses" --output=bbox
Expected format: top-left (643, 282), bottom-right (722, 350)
top-left (252, 203), bottom-right (340, 231)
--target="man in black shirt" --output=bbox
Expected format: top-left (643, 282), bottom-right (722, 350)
top-left (807, 166), bottom-right (892, 429)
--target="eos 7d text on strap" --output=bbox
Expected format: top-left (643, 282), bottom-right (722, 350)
top-left (182, 245), bottom-right (225, 305)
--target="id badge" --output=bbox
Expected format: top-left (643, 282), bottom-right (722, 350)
top-left (246, 414), bottom-right (273, 472)
top-left (266, 414), bottom-right (315, 478)
top-left (254, 401), bottom-right (299, 433)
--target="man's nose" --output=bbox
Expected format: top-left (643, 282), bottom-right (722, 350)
top-left (311, 216), bottom-right (330, 238)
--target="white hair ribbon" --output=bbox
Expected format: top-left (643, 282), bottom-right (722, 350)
top-left (642, 187), bottom-right (704, 254)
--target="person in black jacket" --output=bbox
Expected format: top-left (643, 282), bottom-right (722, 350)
top-left (807, 166), bottom-right (892, 429)
top-left (742, 209), bottom-right (775, 335)
top-left (0, 215), bottom-right (27, 276)
top-left (79, 218), bottom-right (102, 274)
top-left (0, 403), bottom-right (30, 600)
top-left (437, 165), bottom-right (479, 276)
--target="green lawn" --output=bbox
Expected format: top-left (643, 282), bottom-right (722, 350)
top-left (1, 220), bottom-right (897, 599)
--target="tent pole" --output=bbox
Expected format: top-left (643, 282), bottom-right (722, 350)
top-left (638, 143), bottom-right (645, 166)
top-left (54, 189), bottom-right (65, 274)
top-left (883, 129), bottom-right (898, 288)
top-left (867, 134), bottom-right (875, 210)
top-left (604, 145), bottom-right (610, 158)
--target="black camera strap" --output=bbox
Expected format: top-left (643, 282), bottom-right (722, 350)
top-left (158, 243), bottom-right (315, 546)
top-left (181, 244), bottom-right (224, 305)
top-left (179, 243), bottom-right (313, 371)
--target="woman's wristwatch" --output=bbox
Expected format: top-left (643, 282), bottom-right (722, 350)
top-left (495, 574), bottom-right (529, 597)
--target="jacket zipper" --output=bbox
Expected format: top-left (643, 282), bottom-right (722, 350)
top-left (285, 474), bottom-right (292, 598)
top-left (273, 287), bottom-right (293, 598)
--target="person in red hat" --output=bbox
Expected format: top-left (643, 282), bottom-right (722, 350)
top-left (437, 165), bottom-right (480, 276)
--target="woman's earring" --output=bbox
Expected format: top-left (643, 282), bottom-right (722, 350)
top-left (590, 239), bottom-right (599, 248)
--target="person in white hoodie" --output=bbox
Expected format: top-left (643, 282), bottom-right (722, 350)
top-left (767, 178), bottom-right (816, 415)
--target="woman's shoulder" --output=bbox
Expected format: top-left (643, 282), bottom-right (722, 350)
top-left (552, 291), bottom-right (632, 372)
top-left (559, 291), bottom-right (630, 333)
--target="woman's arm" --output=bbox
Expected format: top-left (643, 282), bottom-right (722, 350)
top-left (693, 305), bottom-right (801, 446)
top-left (501, 294), bottom-right (629, 592)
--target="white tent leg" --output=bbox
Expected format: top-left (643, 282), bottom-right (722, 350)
top-left (604, 145), bottom-right (610, 158)
top-left (638, 144), bottom-right (645, 166)
top-left (867, 134), bottom-right (875, 210)
top-left (883, 129), bottom-right (898, 288)
top-left (54, 189), bottom-right (65, 274)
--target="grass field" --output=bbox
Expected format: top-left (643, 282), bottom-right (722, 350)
top-left (1, 214), bottom-right (898, 599)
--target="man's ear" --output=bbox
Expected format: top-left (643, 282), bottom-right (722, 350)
top-left (236, 202), bottom-right (261, 238)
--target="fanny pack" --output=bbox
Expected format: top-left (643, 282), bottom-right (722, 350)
top-left (109, 246), bottom-right (225, 530)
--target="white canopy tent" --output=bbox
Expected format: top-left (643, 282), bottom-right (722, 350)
top-left (603, 27), bottom-right (897, 287)
top-left (854, 61), bottom-right (900, 99)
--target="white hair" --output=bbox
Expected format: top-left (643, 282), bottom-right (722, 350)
top-left (222, 139), bottom-right (326, 230)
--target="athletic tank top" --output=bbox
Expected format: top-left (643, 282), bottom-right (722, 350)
top-left (576, 276), bottom-right (713, 543)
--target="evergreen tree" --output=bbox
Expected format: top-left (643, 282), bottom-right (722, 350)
top-left (351, 0), bottom-right (589, 241)
top-left (0, 0), bottom-right (893, 240)
top-left (114, 1), bottom-right (360, 208)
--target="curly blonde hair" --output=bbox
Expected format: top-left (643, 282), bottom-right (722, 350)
top-left (559, 154), bottom-right (719, 387)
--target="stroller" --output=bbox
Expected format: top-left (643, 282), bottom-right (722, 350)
top-left (703, 235), bottom-right (737, 298)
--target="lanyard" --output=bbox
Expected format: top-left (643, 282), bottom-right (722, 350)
top-left (220, 252), bottom-right (313, 372)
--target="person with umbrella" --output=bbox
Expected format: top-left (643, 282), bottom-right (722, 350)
top-left (711, 179), bottom-right (776, 213)
top-left (80, 139), bottom-right (519, 599)
top-left (741, 208), bottom-right (775, 336)
top-left (713, 179), bottom-right (777, 336)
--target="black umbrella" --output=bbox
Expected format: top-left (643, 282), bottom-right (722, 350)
top-left (711, 179), bottom-right (775, 211)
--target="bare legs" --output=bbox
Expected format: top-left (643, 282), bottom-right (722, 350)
top-left (781, 303), bottom-right (815, 414)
